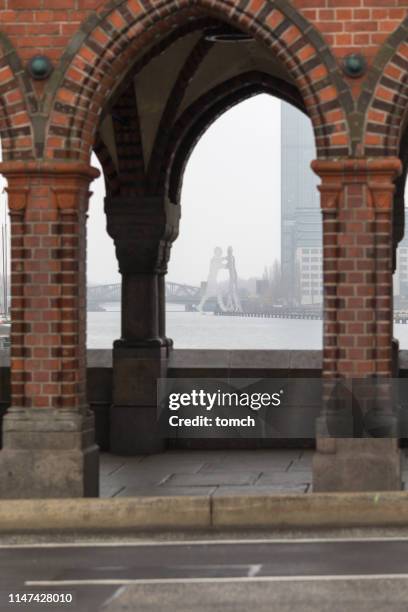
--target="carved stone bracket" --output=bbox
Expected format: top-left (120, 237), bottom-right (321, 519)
top-left (368, 180), bottom-right (397, 211)
top-left (5, 186), bottom-right (30, 218)
top-left (317, 183), bottom-right (342, 212)
top-left (52, 187), bottom-right (92, 216)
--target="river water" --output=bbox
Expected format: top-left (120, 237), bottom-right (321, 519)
top-left (87, 304), bottom-right (408, 350)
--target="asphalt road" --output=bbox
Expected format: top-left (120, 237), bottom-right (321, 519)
top-left (2, 537), bottom-right (408, 611)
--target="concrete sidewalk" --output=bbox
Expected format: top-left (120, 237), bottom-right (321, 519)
top-left (100, 450), bottom-right (313, 498)
top-left (1, 450), bottom-right (408, 534)
top-left (100, 449), bottom-right (408, 498)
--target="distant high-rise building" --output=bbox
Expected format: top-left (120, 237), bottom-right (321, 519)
top-left (394, 214), bottom-right (408, 302)
top-left (294, 209), bottom-right (323, 305)
top-left (281, 102), bottom-right (322, 305)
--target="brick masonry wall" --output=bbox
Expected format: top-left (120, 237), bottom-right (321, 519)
top-left (295, 2), bottom-right (408, 55)
top-left (1, 0), bottom-right (355, 161)
top-left (0, 1), bottom-right (406, 65)
top-left (0, 0), bottom-right (407, 163)
top-left (0, 1), bottom-right (407, 161)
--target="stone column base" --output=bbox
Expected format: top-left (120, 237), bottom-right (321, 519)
top-left (0, 408), bottom-right (99, 498)
top-left (110, 344), bottom-right (167, 454)
top-left (313, 437), bottom-right (401, 492)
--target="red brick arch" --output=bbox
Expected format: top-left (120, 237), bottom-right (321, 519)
top-left (45, 0), bottom-right (352, 163)
top-left (0, 34), bottom-right (34, 161)
top-left (362, 16), bottom-right (408, 157)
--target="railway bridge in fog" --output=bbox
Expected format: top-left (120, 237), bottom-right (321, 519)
top-left (87, 282), bottom-right (202, 310)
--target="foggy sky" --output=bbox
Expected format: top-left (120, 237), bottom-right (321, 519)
top-left (0, 95), bottom-right (315, 287)
top-left (87, 94), bottom-right (285, 286)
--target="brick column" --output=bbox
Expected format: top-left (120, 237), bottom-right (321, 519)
top-left (312, 158), bottom-right (402, 492)
top-left (105, 196), bottom-right (179, 454)
top-left (0, 161), bottom-right (99, 498)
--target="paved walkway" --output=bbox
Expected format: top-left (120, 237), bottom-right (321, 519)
top-left (100, 450), bottom-right (313, 497)
top-left (100, 450), bottom-right (408, 497)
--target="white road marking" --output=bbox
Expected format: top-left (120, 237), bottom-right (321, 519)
top-left (248, 564), bottom-right (262, 577)
top-left (3, 536), bottom-right (408, 549)
top-left (102, 586), bottom-right (127, 607)
top-left (24, 574), bottom-right (408, 587)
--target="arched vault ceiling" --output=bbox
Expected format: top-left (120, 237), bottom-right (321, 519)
top-left (97, 32), bottom-right (298, 178)
top-left (134, 32), bottom-right (202, 168)
top-left (176, 41), bottom-right (294, 120)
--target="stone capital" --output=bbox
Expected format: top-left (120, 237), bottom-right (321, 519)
top-left (0, 160), bottom-right (100, 182)
top-left (105, 196), bottom-right (180, 274)
top-left (0, 161), bottom-right (99, 216)
top-left (312, 158), bottom-right (402, 213)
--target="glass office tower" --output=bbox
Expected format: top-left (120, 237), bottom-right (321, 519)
top-left (281, 102), bottom-right (322, 304)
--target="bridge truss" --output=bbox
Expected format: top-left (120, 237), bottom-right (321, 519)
top-left (87, 281), bottom-right (202, 307)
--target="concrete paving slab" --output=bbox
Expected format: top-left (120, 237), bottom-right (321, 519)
top-left (139, 451), bottom-right (229, 461)
top-left (167, 472), bottom-right (259, 487)
top-left (199, 461), bottom-right (293, 472)
top-left (213, 484), bottom-right (309, 495)
top-left (280, 470), bottom-right (313, 482)
top-left (103, 466), bottom-right (177, 484)
top-left (288, 464), bottom-right (313, 472)
top-left (116, 486), bottom-right (217, 497)
top-left (100, 485), bottom-right (126, 498)
top-left (111, 463), bottom-right (204, 476)
top-left (198, 463), bottom-right (285, 473)
top-left (257, 472), bottom-right (311, 486)
top-left (200, 451), bottom-right (299, 468)
top-left (104, 474), bottom-right (174, 487)
top-left (100, 459), bottom-right (129, 477)
top-left (99, 450), bottom-right (313, 497)
top-left (216, 451), bottom-right (300, 459)
top-left (100, 466), bottom-right (125, 478)
top-left (210, 450), bottom-right (301, 460)
top-left (289, 454), bottom-right (314, 470)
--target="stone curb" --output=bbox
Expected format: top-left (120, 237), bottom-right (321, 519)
top-left (1, 491), bottom-right (408, 532)
top-left (0, 496), bottom-right (210, 532)
top-left (212, 491), bottom-right (408, 529)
